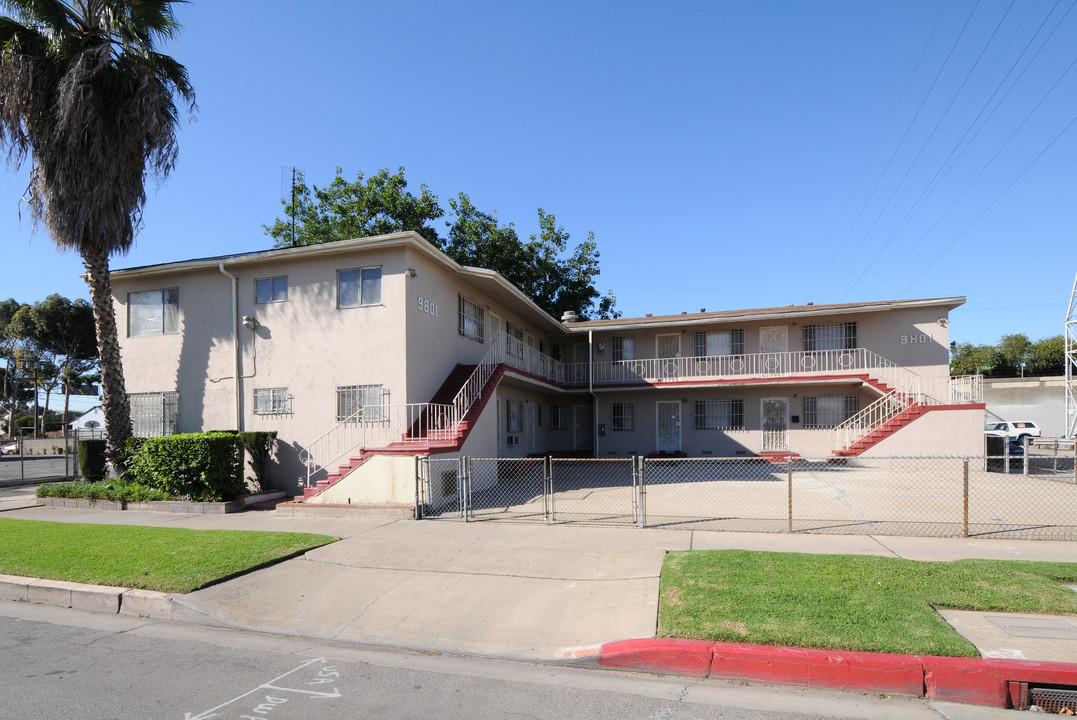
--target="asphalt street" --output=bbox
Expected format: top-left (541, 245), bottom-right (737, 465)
top-left (0, 603), bottom-right (1005, 720)
top-left (0, 455), bottom-right (73, 484)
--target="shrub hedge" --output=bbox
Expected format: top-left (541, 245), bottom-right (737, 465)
top-left (126, 432), bottom-right (244, 501)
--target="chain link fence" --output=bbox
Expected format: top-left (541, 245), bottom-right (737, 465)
top-left (417, 451), bottom-right (1077, 539)
top-left (0, 430), bottom-right (84, 486)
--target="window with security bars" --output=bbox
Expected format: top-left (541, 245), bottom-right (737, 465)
top-left (693, 399), bottom-right (744, 430)
top-left (506, 323), bottom-right (524, 357)
top-left (802, 395), bottom-right (860, 428)
top-left (611, 336), bottom-right (635, 362)
top-left (506, 400), bottom-right (523, 433)
top-left (253, 388), bottom-right (290, 415)
top-left (550, 405), bottom-right (566, 430)
top-left (611, 403), bottom-right (635, 431)
top-left (458, 295), bottom-right (485, 342)
top-left (693, 329), bottom-right (743, 356)
top-left (802, 322), bottom-right (857, 351)
top-left (336, 384), bottom-right (388, 422)
top-left (129, 391), bottom-right (179, 437)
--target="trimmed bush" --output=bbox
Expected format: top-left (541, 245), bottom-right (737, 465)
top-left (78, 439), bottom-right (108, 482)
top-left (36, 480), bottom-right (173, 502)
top-left (239, 431), bottom-right (278, 492)
top-left (127, 432), bottom-right (244, 501)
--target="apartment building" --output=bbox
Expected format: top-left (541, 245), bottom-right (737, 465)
top-left (110, 231), bottom-right (984, 501)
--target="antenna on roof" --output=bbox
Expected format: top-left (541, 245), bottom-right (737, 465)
top-left (280, 166), bottom-right (298, 247)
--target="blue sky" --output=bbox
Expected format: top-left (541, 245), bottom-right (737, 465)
top-left (2, 0), bottom-right (1076, 353)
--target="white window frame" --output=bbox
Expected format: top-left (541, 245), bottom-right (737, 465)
top-left (336, 384), bottom-right (388, 422)
top-left (612, 337), bottom-right (635, 362)
top-left (337, 267), bottom-right (382, 308)
top-left (802, 322), bottom-right (858, 352)
top-left (458, 295), bottom-right (485, 343)
top-left (256, 276), bottom-right (288, 304)
top-left (129, 391), bottom-right (179, 437)
top-left (253, 387), bottom-right (290, 415)
top-left (506, 400), bottom-right (524, 434)
top-left (694, 329), bottom-right (743, 357)
top-left (693, 399), bottom-right (744, 430)
top-left (128, 288), bottom-right (180, 337)
top-left (802, 395), bottom-right (860, 428)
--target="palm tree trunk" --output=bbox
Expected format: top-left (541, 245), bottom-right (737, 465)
top-left (82, 245), bottom-right (132, 465)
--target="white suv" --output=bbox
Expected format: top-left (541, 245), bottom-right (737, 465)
top-left (984, 421), bottom-right (1042, 444)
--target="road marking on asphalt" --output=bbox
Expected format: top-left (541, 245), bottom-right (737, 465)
top-left (183, 657), bottom-right (341, 720)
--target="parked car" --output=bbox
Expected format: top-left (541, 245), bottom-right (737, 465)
top-left (1, 440), bottom-right (18, 456)
top-left (984, 421), bottom-right (1042, 444)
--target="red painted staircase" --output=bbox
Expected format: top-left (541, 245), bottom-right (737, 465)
top-left (297, 364), bottom-right (506, 501)
top-left (834, 403), bottom-right (926, 457)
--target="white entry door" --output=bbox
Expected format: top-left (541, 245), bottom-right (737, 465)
top-left (761, 397), bottom-right (789, 451)
top-left (657, 401), bottom-right (681, 453)
top-left (759, 326), bottom-right (789, 374)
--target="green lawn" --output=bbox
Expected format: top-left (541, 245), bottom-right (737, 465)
top-left (0, 518), bottom-right (337, 593)
top-left (659, 550), bottom-right (1077, 657)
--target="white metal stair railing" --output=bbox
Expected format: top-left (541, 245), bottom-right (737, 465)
top-left (834, 375), bottom-right (983, 453)
top-left (301, 402), bottom-right (458, 488)
top-left (451, 333), bottom-right (507, 424)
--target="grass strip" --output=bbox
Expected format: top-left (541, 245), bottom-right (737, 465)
top-left (0, 518), bottom-right (336, 593)
top-left (659, 550), bottom-right (1077, 657)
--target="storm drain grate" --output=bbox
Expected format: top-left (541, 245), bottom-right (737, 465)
top-left (1029, 686), bottom-right (1077, 714)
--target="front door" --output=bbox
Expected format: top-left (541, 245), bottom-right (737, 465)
top-left (657, 401), bottom-right (681, 453)
top-left (657, 334), bottom-right (681, 379)
top-left (760, 326), bottom-right (789, 374)
top-left (761, 397), bottom-right (789, 451)
top-left (525, 403), bottom-right (536, 453)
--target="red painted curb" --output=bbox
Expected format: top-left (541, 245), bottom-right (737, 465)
top-left (597, 639), bottom-right (713, 677)
top-left (592, 639), bottom-right (1077, 707)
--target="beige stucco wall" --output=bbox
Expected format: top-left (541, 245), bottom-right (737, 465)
top-left (592, 383), bottom-right (874, 458)
top-left (862, 406), bottom-right (985, 457)
top-left (306, 454), bottom-right (417, 505)
top-left (583, 304), bottom-right (952, 381)
top-left (983, 376), bottom-right (1066, 438)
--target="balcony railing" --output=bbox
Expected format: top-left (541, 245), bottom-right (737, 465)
top-left (564, 347), bottom-right (913, 388)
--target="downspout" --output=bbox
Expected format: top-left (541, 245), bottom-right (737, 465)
top-left (218, 263), bottom-right (242, 431)
top-left (589, 329), bottom-right (598, 457)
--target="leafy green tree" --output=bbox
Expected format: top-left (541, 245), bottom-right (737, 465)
top-left (0, 1), bottom-right (194, 462)
top-left (950, 334), bottom-right (1067, 377)
top-left (265, 167), bottom-right (443, 247)
top-left (266, 168), bottom-right (619, 320)
top-left (6, 294), bottom-right (98, 431)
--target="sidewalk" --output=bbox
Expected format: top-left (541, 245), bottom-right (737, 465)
top-left (3, 502), bottom-right (1077, 706)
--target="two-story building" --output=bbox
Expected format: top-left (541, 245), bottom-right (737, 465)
top-left (110, 231), bottom-right (984, 503)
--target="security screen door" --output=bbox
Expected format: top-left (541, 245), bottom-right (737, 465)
top-left (761, 397), bottom-right (789, 451)
top-left (657, 401), bottom-right (681, 453)
top-left (760, 326), bottom-right (789, 374)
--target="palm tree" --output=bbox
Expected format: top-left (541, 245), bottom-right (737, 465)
top-left (0, 1), bottom-right (194, 463)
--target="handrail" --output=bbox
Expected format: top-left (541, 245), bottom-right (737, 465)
top-left (834, 375), bottom-right (983, 452)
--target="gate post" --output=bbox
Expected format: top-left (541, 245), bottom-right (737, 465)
top-left (963, 458), bottom-right (969, 537)
top-left (638, 456), bottom-right (647, 529)
top-left (414, 454), bottom-right (423, 520)
top-left (466, 456), bottom-right (474, 521)
top-left (544, 455), bottom-right (551, 525)
top-left (786, 458), bottom-right (793, 532)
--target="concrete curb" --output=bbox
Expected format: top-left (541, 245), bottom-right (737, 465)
top-left (585, 638), bottom-right (1077, 708)
top-left (0, 573), bottom-right (176, 620)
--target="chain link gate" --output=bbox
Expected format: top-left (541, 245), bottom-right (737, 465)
top-left (416, 454), bottom-right (1077, 539)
